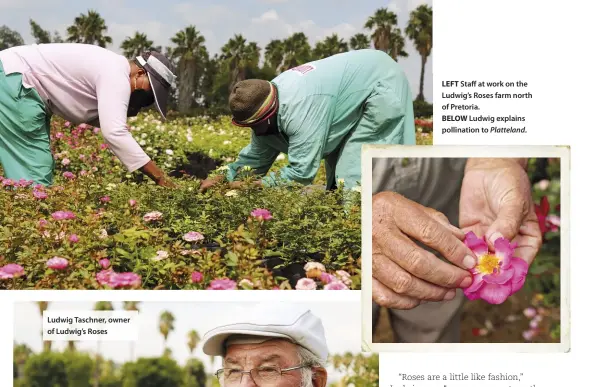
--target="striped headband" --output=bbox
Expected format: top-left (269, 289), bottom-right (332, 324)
top-left (232, 82), bottom-right (279, 127)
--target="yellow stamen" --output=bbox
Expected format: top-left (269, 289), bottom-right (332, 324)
top-left (476, 254), bottom-right (500, 275)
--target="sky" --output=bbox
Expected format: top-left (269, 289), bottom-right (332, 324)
top-left (0, 0), bottom-right (433, 101)
top-left (14, 300), bottom-right (362, 383)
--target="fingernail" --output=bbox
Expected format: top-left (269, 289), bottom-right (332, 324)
top-left (463, 255), bottom-right (476, 269)
top-left (460, 277), bottom-right (472, 288)
top-left (489, 232), bottom-right (504, 245)
top-left (443, 289), bottom-right (456, 300)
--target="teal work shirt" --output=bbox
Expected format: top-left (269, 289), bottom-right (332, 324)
top-left (227, 49), bottom-right (415, 187)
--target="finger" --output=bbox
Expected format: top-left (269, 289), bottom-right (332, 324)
top-left (392, 205), bottom-right (478, 270)
top-left (374, 223), bottom-right (472, 288)
top-left (512, 221), bottom-right (542, 265)
top-left (373, 252), bottom-right (453, 301)
top-left (486, 200), bottom-right (526, 247)
top-left (372, 278), bottom-right (421, 310)
top-left (425, 207), bottom-right (465, 240)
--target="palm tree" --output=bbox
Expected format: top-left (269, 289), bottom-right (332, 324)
top-left (123, 302), bottom-right (140, 361)
top-left (121, 32), bottom-right (155, 59)
top-left (67, 341), bottom-right (77, 352)
top-left (221, 34), bottom-right (260, 92)
top-left (187, 330), bottom-right (200, 357)
top-left (349, 33), bottom-right (371, 50)
top-left (265, 39), bottom-right (284, 73)
top-left (37, 302), bottom-right (51, 352)
top-left (281, 32), bottom-right (311, 71)
top-left (406, 4), bottom-right (432, 101)
top-left (93, 302), bottom-right (113, 387)
top-left (170, 26), bottom-right (208, 114)
top-left (388, 29), bottom-right (408, 61)
top-left (29, 19), bottom-right (51, 44)
top-left (313, 34), bottom-right (349, 59)
top-left (159, 310), bottom-right (175, 355)
top-left (364, 8), bottom-right (398, 52)
top-left (66, 10), bottom-right (112, 47)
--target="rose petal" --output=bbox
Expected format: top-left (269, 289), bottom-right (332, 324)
top-left (494, 237), bottom-right (514, 269)
top-left (477, 282), bottom-right (513, 304)
top-left (466, 273), bottom-right (485, 293)
top-left (509, 257), bottom-right (529, 293)
top-left (464, 232), bottom-right (488, 256)
top-left (483, 267), bottom-right (514, 284)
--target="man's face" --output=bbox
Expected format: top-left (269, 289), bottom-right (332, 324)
top-left (223, 339), bottom-right (303, 387)
top-left (128, 70), bottom-right (154, 117)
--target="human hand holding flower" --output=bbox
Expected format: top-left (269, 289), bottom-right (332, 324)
top-left (459, 158), bottom-right (542, 266)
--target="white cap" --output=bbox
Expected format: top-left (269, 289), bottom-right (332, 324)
top-left (202, 303), bottom-right (329, 361)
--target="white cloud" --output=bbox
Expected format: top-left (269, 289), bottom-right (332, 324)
top-left (252, 10), bottom-right (280, 23)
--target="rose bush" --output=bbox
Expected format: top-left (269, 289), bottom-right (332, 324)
top-left (0, 113), bottom-right (361, 290)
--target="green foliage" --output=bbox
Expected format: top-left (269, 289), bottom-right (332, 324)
top-left (330, 353), bottom-right (379, 387)
top-left (63, 351), bottom-right (94, 387)
top-left (23, 351), bottom-right (69, 387)
top-left (121, 357), bottom-right (184, 387)
top-left (413, 99), bottom-right (433, 118)
top-left (0, 113), bottom-right (361, 290)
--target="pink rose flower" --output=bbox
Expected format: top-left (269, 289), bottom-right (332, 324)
top-left (143, 211), bottom-right (163, 222)
top-left (100, 143), bottom-right (109, 150)
top-left (96, 269), bottom-right (116, 285)
top-left (207, 278), bottom-right (237, 290)
top-left (320, 272), bottom-right (336, 284)
top-left (323, 281), bottom-right (349, 290)
top-left (33, 190), bottom-right (48, 200)
top-left (100, 196), bottom-right (110, 203)
top-left (111, 272), bottom-right (141, 288)
top-left (183, 231), bottom-right (204, 242)
top-left (99, 259), bottom-right (111, 269)
top-left (2, 179), bottom-right (15, 187)
top-left (46, 257), bottom-right (69, 270)
top-left (128, 199), bottom-right (137, 207)
top-left (334, 270), bottom-right (352, 287)
top-left (38, 219), bottom-right (49, 228)
top-left (56, 132), bottom-right (64, 139)
top-left (522, 329), bottom-right (539, 341)
top-left (68, 234), bottom-right (80, 243)
top-left (191, 271), bottom-right (203, 283)
top-left (0, 263), bottom-right (25, 279)
top-left (93, 127), bottom-right (101, 134)
top-left (63, 172), bottom-right (75, 180)
top-left (51, 211), bottom-right (76, 220)
top-left (250, 208), bottom-right (272, 220)
top-left (523, 307), bottom-right (537, 318)
top-left (17, 179), bottom-right (33, 187)
top-left (295, 278), bottom-right (317, 290)
top-left (462, 232), bottom-right (528, 305)
top-left (64, 121), bottom-right (71, 127)
top-left (80, 170), bottom-right (88, 177)
top-left (61, 158), bottom-right (70, 166)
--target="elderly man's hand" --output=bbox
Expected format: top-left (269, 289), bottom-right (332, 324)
top-left (459, 158), bottom-right (542, 265)
top-left (372, 192), bottom-right (476, 310)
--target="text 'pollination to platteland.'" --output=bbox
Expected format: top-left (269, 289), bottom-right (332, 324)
top-left (440, 80), bottom-right (532, 135)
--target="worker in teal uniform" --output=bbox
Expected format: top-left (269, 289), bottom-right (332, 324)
top-left (200, 49), bottom-right (415, 192)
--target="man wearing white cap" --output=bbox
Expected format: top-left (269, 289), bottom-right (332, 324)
top-left (0, 43), bottom-right (176, 187)
top-left (203, 304), bottom-right (328, 387)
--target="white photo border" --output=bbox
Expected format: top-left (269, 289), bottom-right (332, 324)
top-left (361, 144), bottom-right (570, 353)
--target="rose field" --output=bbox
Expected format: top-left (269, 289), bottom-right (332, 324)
top-left (373, 158), bottom-right (562, 343)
